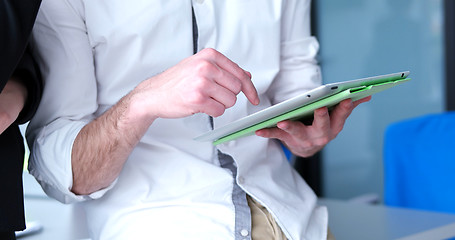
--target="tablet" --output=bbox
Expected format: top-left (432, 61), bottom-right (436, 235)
top-left (194, 71), bottom-right (411, 145)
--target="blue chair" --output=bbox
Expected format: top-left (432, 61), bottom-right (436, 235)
top-left (383, 112), bottom-right (455, 214)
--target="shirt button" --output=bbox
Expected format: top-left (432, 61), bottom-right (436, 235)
top-left (238, 176), bottom-right (245, 184)
top-left (195, 0), bottom-right (204, 4)
top-left (240, 229), bottom-right (249, 237)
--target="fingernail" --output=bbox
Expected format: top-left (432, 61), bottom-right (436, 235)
top-left (277, 121), bottom-right (288, 130)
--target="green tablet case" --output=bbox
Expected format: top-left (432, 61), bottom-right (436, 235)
top-left (212, 78), bottom-right (410, 145)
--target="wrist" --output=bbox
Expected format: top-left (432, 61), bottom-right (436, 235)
top-left (117, 88), bottom-right (157, 131)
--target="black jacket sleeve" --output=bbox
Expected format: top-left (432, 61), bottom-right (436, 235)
top-left (11, 46), bottom-right (43, 124)
top-left (0, 0), bottom-right (43, 123)
top-left (0, 0), bottom-right (42, 90)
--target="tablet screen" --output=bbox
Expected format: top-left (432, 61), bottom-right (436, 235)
top-left (194, 71), bottom-right (410, 144)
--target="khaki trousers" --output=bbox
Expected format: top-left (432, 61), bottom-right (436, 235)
top-left (247, 196), bottom-right (335, 240)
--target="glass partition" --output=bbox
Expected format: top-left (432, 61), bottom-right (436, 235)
top-left (315, 0), bottom-right (445, 200)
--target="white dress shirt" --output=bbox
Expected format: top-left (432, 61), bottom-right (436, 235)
top-left (27, 0), bottom-right (326, 239)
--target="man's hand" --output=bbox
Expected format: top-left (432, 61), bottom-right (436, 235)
top-left (130, 48), bottom-right (259, 121)
top-left (71, 48), bottom-right (259, 195)
top-left (255, 96), bottom-right (371, 158)
top-left (0, 79), bottom-right (27, 134)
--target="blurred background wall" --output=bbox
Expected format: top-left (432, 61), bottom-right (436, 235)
top-left (312, 0), bottom-right (446, 201)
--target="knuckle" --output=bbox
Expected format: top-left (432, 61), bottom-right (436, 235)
top-left (316, 136), bottom-right (331, 146)
top-left (301, 140), bottom-right (314, 149)
top-left (211, 107), bottom-right (225, 117)
top-left (193, 75), bottom-right (210, 88)
top-left (232, 81), bottom-right (242, 94)
top-left (335, 125), bottom-right (344, 134)
top-left (225, 96), bottom-right (237, 108)
top-left (195, 60), bottom-right (215, 74)
top-left (186, 91), bottom-right (207, 105)
top-left (201, 48), bottom-right (218, 56)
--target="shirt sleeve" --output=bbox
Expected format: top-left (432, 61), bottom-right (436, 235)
top-left (26, 0), bottom-right (114, 204)
top-left (267, 0), bottom-right (322, 105)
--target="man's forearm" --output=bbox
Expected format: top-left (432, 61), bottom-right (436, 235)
top-left (70, 48), bottom-right (259, 195)
top-left (71, 91), bottom-right (155, 195)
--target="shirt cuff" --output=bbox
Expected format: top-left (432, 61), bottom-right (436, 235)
top-left (28, 119), bottom-right (117, 204)
top-left (30, 169), bottom-right (117, 204)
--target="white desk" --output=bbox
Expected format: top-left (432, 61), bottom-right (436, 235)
top-left (319, 199), bottom-right (455, 240)
top-left (20, 173), bottom-right (455, 240)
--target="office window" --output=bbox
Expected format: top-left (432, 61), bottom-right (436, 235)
top-left (314, 0), bottom-right (445, 200)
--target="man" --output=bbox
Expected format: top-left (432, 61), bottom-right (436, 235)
top-left (27, 0), bottom-right (368, 239)
top-left (0, 0), bottom-right (42, 239)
